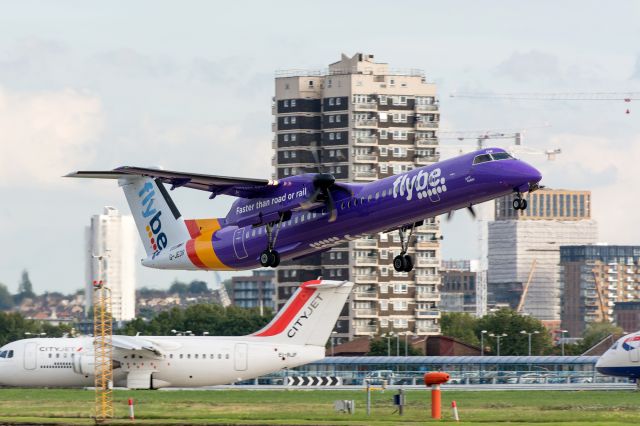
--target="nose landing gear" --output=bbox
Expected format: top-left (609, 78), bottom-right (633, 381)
top-left (512, 192), bottom-right (528, 211)
top-left (392, 223), bottom-right (416, 273)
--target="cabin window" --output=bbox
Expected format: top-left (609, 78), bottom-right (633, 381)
top-left (170, 354), bottom-right (173, 359)
top-left (180, 354), bottom-right (184, 359)
top-left (195, 354), bottom-right (199, 359)
top-left (225, 354), bottom-right (230, 359)
top-left (210, 354), bottom-right (214, 359)
top-left (202, 354), bottom-right (206, 359)
top-left (218, 354), bottom-right (222, 359)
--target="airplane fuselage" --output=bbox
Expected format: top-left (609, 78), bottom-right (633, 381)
top-left (0, 337), bottom-right (323, 388)
top-left (144, 148), bottom-right (541, 271)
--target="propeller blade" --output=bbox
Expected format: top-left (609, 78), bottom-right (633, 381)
top-left (311, 143), bottom-right (323, 173)
top-left (325, 188), bottom-right (338, 222)
top-left (299, 187), bottom-right (323, 210)
top-left (467, 206), bottom-right (477, 218)
top-left (446, 211), bottom-right (454, 221)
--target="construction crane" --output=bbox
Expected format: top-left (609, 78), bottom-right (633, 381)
top-left (517, 259), bottom-right (537, 313)
top-left (450, 91), bottom-right (640, 114)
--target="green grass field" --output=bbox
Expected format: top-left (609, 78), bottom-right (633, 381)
top-left (0, 388), bottom-right (638, 425)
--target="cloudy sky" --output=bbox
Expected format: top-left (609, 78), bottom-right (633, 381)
top-left (1, 1), bottom-right (639, 293)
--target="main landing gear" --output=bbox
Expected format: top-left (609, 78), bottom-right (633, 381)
top-left (512, 192), bottom-right (528, 211)
top-left (393, 223), bottom-right (416, 273)
top-left (260, 215), bottom-right (284, 268)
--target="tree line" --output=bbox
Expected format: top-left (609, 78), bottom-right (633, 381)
top-left (440, 309), bottom-right (622, 356)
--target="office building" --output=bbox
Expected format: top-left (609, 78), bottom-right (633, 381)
top-left (273, 53), bottom-right (442, 340)
top-left (488, 189), bottom-right (598, 324)
top-left (231, 270), bottom-right (276, 311)
top-left (560, 245), bottom-right (640, 336)
top-left (440, 260), bottom-right (477, 313)
top-left (85, 206), bottom-right (137, 321)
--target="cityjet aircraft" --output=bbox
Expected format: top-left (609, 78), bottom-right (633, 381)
top-left (68, 148), bottom-right (541, 272)
top-left (0, 280), bottom-right (351, 389)
top-left (596, 331), bottom-right (640, 382)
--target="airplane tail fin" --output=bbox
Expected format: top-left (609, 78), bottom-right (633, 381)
top-left (66, 170), bottom-right (191, 258)
top-left (251, 280), bottom-right (353, 347)
top-left (118, 176), bottom-right (190, 258)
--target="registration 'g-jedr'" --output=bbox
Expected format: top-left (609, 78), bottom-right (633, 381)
top-left (67, 148), bottom-right (542, 272)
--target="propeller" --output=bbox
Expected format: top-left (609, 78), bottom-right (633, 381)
top-left (298, 143), bottom-right (352, 222)
top-left (446, 205), bottom-right (477, 221)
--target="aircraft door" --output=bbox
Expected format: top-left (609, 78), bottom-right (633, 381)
top-left (24, 342), bottom-right (37, 370)
top-left (232, 228), bottom-right (249, 259)
top-left (629, 347), bottom-right (640, 362)
top-left (234, 343), bottom-right (248, 371)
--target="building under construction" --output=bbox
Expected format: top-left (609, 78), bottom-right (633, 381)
top-left (560, 245), bottom-right (640, 336)
top-left (487, 189), bottom-right (598, 326)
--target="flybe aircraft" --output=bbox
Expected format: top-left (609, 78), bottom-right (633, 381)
top-left (0, 279), bottom-right (351, 389)
top-left (596, 331), bottom-right (640, 382)
top-left (68, 148), bottom-right (541, 272)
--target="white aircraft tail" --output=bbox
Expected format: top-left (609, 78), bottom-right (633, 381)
top-left (118, 176), bottom-right (190, 258)
top-left (251, 280), bottom-right (353, 347)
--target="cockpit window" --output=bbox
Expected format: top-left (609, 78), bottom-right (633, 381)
top-left (491, 152), bottom-right (513, 160)
top-left (610, 342), bottom-right (618, 350)
top-left (472, 154), bottom-right (492, 165)
top-left (7, 350), bottom-right (13, 358)
top-left (0, 351), bottom-right (6, 358)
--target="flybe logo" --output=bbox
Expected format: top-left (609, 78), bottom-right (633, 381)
top-left (393, 167), bottom-right (447, 203)
top-left (287, 294), bottom-right (324, 338)
top-left (139, 182), bottom-right (168, 258)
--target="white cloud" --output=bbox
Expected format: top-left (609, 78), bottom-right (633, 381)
top-left (0, 86), bottom-right (104, 186)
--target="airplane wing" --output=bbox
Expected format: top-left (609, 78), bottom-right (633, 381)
top-left (66, 166), bottom-right (278, 199)
top-left (111, 335), bottom-right (163, 356)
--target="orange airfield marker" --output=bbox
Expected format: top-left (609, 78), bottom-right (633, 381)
top-left (424, 372), bottom-right (450, 420)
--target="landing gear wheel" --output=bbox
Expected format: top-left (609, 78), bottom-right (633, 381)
top-left (403, 255), bottom-right (414, 272)
top-left (512, 198), bottom-right (522, 210)
top-left (260, 250), bottom-right (273, 267)
top-left (520, 198), bottom-right (528, 210)
top-left (393, 255), bottom-right (407, 272)
top-left (271, 251), bottom-right (280, 268)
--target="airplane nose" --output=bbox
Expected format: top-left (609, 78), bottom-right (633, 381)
top-left (502, 160), bottom-right (542, 191)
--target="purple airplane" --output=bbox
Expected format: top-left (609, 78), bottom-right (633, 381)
top-left (67, 147), bottom-right (541, 273)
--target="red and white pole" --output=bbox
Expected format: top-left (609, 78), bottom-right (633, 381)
top-left (451, 400), bottom-right (460, 421)
top-left (128, 398), bottom-right (135, 420)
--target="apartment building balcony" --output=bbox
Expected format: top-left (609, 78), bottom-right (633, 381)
top-left (272, 122), bottom-right (277, 132)
top-left (354, 257), bottom-right (378, 267)
top-left (416, 121), bottom-right (438, 129)
top-left (354, 154), bottom-right (378, 163)
top-left (354, 308), bottom-right (379, 318)
top-left (415, 310), bottom-right (441, 319)
top-left (355, 239), bottom-right (378, 249)
top-left (416, 241), bottom-right (439, 250)
top-left (354, 119), bottom-right (378, 128)
top-left (354, 325), bottom-right (377, 335)
top-left (415, 326), bottom-right (440, 334)
top-left (353, 136), bottom-right (378, 146)
top-left (416, 258), bottom-right (440, 268)
top-left (354, 275), bottom-right (379, 285)
top-left (416, 138), bottom-right (438, 147)
top-left (271, 156), bottom-right (276, 166)
top-left (353, 170), bottom-right (378, 181)
top-left (415, 156), bottom-right (440, 165)
top-left (353, 288), bottom-right (378, 300)
top-left (416, 275), bottom-right (440, 285)
top-left (415, 104), bottom-right (439, 112)
top-left (354, 102), bottom-right (378, 111)
top-left (416, 292), bottom-right (441, 302)
top-left (417, 223), bottom-right (439, 232)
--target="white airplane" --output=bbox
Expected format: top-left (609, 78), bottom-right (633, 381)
top-left (0, 279), bottom-right (351, 389)
top-left (595, 331), bottom-right (640, 382)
